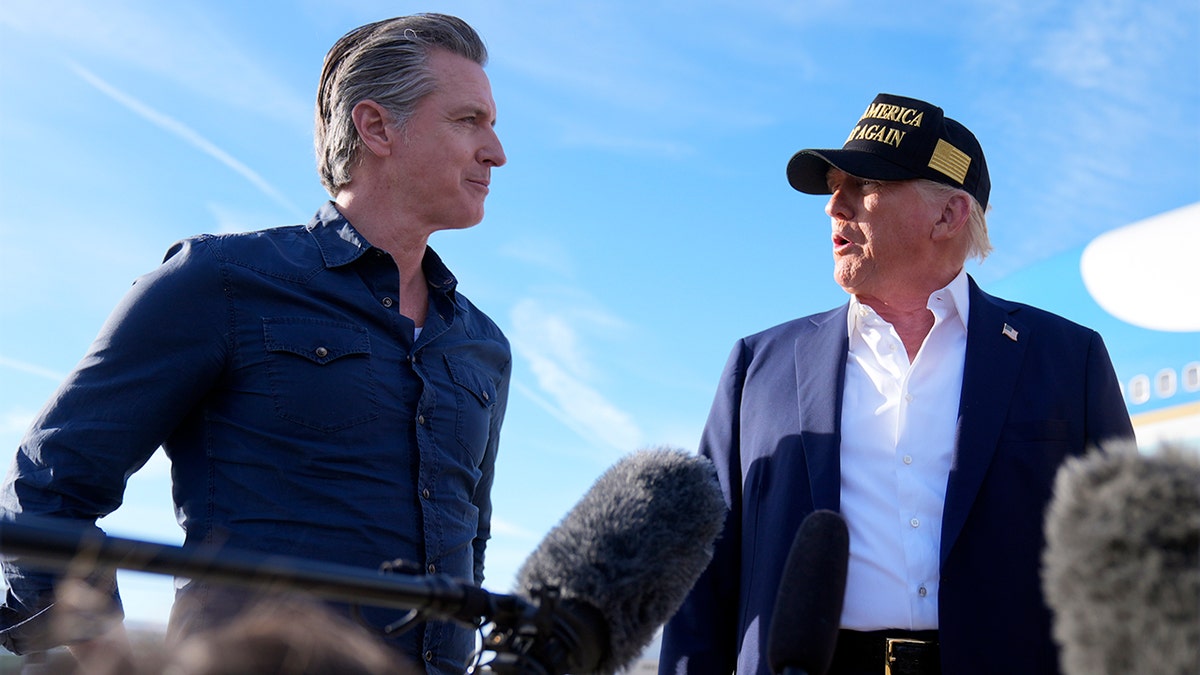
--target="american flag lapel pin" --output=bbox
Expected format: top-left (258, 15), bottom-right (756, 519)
top-left (1002, 323), bottom-right (1019, 342)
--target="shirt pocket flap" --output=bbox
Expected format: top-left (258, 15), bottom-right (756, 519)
top-left (445, 354), bottom-right (497, 408)
top-left (263, 318), bottom-right (371, 365)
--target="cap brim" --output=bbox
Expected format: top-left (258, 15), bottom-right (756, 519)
top-left (786, 149), bottom-right (924, 193)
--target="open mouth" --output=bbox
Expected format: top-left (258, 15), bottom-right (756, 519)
top-left (832, 232), bottom-right (855, 252)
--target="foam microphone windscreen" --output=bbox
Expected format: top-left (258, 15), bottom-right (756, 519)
top-left (1043, 441), bottom-right (1200, 675)
top-left (767, 509), bottom-right (850, 675)
top-left (514, 447), bottom-right (726, 674)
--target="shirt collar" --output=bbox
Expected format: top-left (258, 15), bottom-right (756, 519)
top-left (847, 269), bottom-right (971, 337)
top-left (307, 201), bottom-right (371, 268)
top-left (938, 268), bottom-right (971, 332)
top-left (306, 201), bottom-right (459, 300)
top-left (421, 246), bottom-right (459, 299)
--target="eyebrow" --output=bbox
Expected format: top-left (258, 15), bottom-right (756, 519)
top-left (449, 102), bottom-right (497, 124)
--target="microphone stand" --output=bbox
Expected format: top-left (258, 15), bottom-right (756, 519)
top-left (0, 517), bottom-right (593, 674)
top-left (0, 517), bottom-right (495, 625)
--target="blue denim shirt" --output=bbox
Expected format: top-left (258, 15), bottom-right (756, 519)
top-left (0, 202), bottom-right (510, 673)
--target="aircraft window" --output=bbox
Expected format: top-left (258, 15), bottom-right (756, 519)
top-left (1128, 375), bottom-right (1151, 405)
top-left (1184, 362), bottom-right (1200, 392)
top-left (1155, 369), bottom-right (1177, 399)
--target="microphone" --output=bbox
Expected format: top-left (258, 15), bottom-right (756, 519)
top-left (492, 447), bottom-right (726, 675)
top-left (767, 509), bottom-right (850, 675)
top-left (1042, 442), bottom-right (1200, 675)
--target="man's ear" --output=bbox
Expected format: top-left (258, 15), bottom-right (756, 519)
top-left (932, 192), bottom-right (971, 242)
top-left (351, 100), bottom-right (395, 158)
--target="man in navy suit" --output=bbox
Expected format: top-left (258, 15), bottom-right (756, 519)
top-left (659, 93), bottom-right (1135, 675)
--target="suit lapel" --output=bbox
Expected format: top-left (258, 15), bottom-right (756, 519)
top-left (940, 278), bottom-right (1028, 564)
top-left (794, 305), bottom-right (850, 512)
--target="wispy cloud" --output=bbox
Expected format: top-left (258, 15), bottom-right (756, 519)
top-left (509, 298), bottom-right (643, 456)
top-left (965, 0), bottom-right (1196, 274)
top-left (2, 1), bottom-right (311, 133)
top-left (205, 202), bottom-right (296, 235)
top-left (67, 61), bottom-right (302, 218)
top-left (488, 516), bottom-right (540, 542)
top-left (497, 238), bottom-right (576, 278)
top-left (555, 124), bottom-right (699, 160)
top-left (474, 3), bottom-right (780, 156)
top-left (0, 355), bottom-right (66, 382)
top-left (1032, 1), bottom-right (1181, 94)
top-left (1, 407), bottom-right (38, 437)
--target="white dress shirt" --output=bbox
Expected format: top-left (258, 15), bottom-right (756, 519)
top-left (838, 270), bottom-right (969, 630)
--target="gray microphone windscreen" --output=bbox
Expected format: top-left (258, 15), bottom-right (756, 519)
top-left (515, 447), bottom-right (726, 674)
top-left (1043, 442), bottom-right (1200, 675)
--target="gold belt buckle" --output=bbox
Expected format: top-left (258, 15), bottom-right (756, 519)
top-left (885, 637), bottom-right (934, 675)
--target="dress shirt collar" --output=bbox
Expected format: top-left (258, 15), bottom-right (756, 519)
top-left (846, 268), bottom-right (971, 338)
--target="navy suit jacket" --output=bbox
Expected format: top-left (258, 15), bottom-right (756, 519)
top-left (660, 277), bottom-right (1134, 675)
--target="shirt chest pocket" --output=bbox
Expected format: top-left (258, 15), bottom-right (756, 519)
top-left (445, 354), bottom-right (498, 460)
top-left (263, 317), bottom-right (380, 432)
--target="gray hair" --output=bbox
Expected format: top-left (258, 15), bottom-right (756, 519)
top-left (314, 14), bottom-right (488, 196)
top-left (917, 179), bottom-right (993, 262)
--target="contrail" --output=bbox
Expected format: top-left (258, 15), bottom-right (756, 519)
top-left (66, 60), bottom-right (303, 217)
top-left (0, 356), bottom-right (66, 383)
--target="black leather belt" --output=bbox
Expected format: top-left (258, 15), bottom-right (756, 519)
top-left (830, 629), bottom-right (940, 675)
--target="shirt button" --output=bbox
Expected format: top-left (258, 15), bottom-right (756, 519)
top-left (427, 564), bottom-right (436, 574)
top-left (482, 391), bottom-right (489, 402)
top-left (903, 455), bottom-right (913, 465)
top-left (919, 585), bottom-right (928, 597)
top-left (381, 297), bottom-right (394, 308)
top-left (424, 650), bottom-right (434, 662)
top-left (904, 393), bottom-right (914, 402)
top-left (314, 347), bottom-right (328, 358)
top-left (417, 415), bottom-right (426, 425)
top-left (422, 488), bottom-right (431, 499)
top-left (910, 518), bottom-right (920, 528)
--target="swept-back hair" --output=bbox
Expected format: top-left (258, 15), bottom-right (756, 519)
top-left (918, 179), bottom-right (993, 262)
top-left (315, 13), bottom-right (487, 195)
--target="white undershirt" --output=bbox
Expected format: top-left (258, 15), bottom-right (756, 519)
top-left (838, 270), bottom-right (969, 630)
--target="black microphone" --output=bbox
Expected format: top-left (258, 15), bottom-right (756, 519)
top-left (490, 447), bottom-right (726, 675)
top-left (1042, 441), bottom-right (1200, 675)
top-left (767, 509), bottom-right (850, 675)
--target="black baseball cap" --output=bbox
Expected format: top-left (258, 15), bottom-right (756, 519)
top-left (786, 93), bottom-right (990, 209)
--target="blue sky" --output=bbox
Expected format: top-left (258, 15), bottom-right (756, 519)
top-left (1, 0), bottom-right (1197, 629)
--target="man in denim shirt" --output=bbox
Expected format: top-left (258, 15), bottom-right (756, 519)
top-left (0, 14), bottom-right (510, 674)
